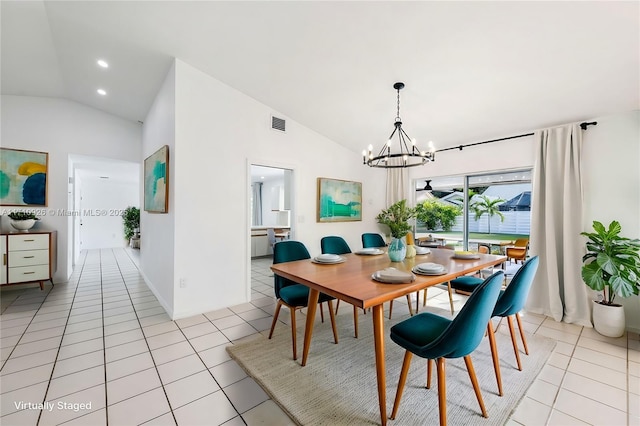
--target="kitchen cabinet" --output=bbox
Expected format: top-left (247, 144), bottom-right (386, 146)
top-left (251, 231), bottom-right (269, 257)
top-left (271, 185), bottom-right (285, 211)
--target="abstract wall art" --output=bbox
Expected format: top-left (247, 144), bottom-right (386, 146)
top-left (144, 145), bottom-right (169, 213)
top-left (0, 148), bottom-right (48, 206)
top-left (317, 177), bottom-right (362, 222)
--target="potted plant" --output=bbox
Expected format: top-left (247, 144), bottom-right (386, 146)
top-left (581, 220), bottom-right (640, 337)
top-left (376, 199), bottom-right (416, 261)
top-left (7, 211), bottom-right (39, 231)
top-left (122, 207), bottom-right (140, 247)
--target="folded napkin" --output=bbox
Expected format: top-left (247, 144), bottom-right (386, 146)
top-left (415, 262), bottom-right (445, 272)
top-left (373, 268), bottom-right (415, 284)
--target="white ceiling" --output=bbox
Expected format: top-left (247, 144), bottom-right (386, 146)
top-left (71, 155), bottom-right (140, 184)
top-left (2, 1), bottom-right (638, 154)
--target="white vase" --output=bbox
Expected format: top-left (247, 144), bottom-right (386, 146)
top-left (592, 300), bottom-right (625, 337)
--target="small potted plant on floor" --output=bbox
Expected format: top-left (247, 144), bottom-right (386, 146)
top-left (122, 206), bottom-right (140, 248)
top-left (8, 211), bottom-right (39, 231)
top-left (376, 200), bottom-right (415, 262)
top-left (581, 220), bottom-right (640, 337)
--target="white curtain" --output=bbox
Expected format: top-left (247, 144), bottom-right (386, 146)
top-left (385, 159), bottom-right (410, 206)
top-left (251, 183), bottom-right (262, 226)
top-left (526, 123), bottom-right (592, 326)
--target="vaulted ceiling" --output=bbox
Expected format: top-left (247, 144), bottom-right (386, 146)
top-left (2, 1), bottom-right (638, 154)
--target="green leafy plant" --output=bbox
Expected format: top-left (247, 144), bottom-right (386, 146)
top-left (8, 212), bottom-right (39, 221)
top-left (471, 195), bottom-right (505, 234)
top-left (415, 199), bottom-right (462, 231)
top-left (376, 199), bottom-right (416, 239)
top-left (122, 206), bottom-right (140, 241)
top-left (581, 220), bottom-right (640, 305)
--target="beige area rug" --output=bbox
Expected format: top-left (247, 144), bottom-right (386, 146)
top-left (228, 313), bottom-right (555, 426)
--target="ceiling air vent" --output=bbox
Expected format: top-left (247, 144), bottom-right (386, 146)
top-left (271, 115), bottom-right (286, 132)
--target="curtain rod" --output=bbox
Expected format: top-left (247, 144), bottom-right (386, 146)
top-left (436, 121), bottom-right (597, 153)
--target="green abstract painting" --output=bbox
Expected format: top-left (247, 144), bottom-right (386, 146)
top-left (0, 148), bottom-right (48, 206)
top-left (317, 178), bottom-right (362, 222)
top-left (144, 146), bottom-right (169, 213)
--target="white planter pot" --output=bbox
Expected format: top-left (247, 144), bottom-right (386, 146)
top-left (10, 219), bottom-right (36, 231)
top-left (592, 300), bottom-right (625, 337)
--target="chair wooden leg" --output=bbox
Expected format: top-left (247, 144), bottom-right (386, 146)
top-left (446, 282), bottom-right (454, 315)
top-left (335, 299), bottom-right (341, 315)
top-left (423, 287), bottom-right (428, 307)
top-left (327, 300), bottom-right (338, 344)
top-left (388, 300), bottom-right (394, 319)
top-left (268, 300), bottom-right (284, 339)
top-left (436, 357), bottom-right (447, 426)
top-left (464, 355), bottom-right (488, 418)
top-left (353, 306), bottom-right (358, 338)
top-left (486, 321), bottom-right (503, 396)
top-left (390, 351), bottom-right (413, 420)
top-left (415, 291), bottom-right (420, 313)
top-left (320, 302), bottom-right (325, 323)
top-left (406, 295), bottom-right (414, 316)
top-left (426, 359), bottom-right (433, 388)
top-left (515, 312), bottom-right (529, 355)
top-left (507, 315), bottom-right (523, 370)
top-left (290, 307), bottom-right (297, 360)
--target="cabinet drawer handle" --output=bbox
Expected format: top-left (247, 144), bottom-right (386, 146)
top-left (23, 239), bottom-right (35, 242)
top-left (23, 256), bottom-right (35, 259)
top-left (23, 271), bottom-right (35, 275)
top-left (3, 254), bottom-right (6, 266)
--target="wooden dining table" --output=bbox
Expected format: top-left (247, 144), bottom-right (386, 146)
top-left (270, 248), bottom-right (507, 426)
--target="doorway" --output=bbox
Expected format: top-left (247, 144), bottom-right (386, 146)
top-left (249, 165), bottom-right (293, 256)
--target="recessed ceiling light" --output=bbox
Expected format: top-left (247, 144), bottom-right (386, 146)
top-left (260, 176), bottom-right (265, 179)
top-left (97, 89), bottom-right (107, 96)
top-left (97, 59), bottom-right (109, 68)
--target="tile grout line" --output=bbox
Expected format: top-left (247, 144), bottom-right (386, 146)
top-left (34, 251), bottom-right (87, 425)
top-left (100, 250), bottom-right (109, 426)
top-left (109, 248), bottom-right (179, 425)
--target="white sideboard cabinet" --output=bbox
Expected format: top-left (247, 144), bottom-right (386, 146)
top-left (1, 230), bottom-right (57, 290)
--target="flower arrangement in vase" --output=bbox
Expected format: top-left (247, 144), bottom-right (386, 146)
top-left (376, 200), bottom-right (416, 262)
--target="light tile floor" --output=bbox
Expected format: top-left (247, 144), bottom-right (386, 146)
top-left (0, 249), bottom-right (638, 425)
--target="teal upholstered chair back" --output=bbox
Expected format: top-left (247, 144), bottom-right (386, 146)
top-left (493, 256), bottom-right (539, 318)
top-left (362, 233), bottom-right (386, 248)
top-left (321, 236), bottom-right (352, 255)
top-left (422, 271), bottom-right (504, 359)
top-left (273, 241), bottom-right (311, 299)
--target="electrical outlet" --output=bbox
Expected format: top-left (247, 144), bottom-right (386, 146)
top-left (179, 278), bottom-right (186, 288)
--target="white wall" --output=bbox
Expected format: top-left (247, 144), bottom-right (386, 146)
top-left (160, 59), bottom-right (386, 319)
top-left (1, 96), bottom-right (142, 281)
top-left (582, 111), bottom-right (640, 332)
top-left (78, 179), bottom-right (139, 249)
top-left (410, 111), bottom-right (640, 332)
top-left (140, 63), bottom-right (177, 316)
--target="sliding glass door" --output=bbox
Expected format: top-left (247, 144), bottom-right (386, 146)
top-left (414, 169), bottom-right (531, 251)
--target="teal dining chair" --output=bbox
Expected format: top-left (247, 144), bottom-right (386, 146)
top-left (320, 236), bottom-right (363, 338)
top-left (269, 240), bottom-right (339, 360)
top-left (390, 271), bottom-right (504, 426)
top-left (362, 233), bottom-right (387, 248)
top-left (486, 256), bottom-right (539, 396)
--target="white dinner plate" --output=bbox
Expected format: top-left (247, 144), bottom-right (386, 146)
top-left (412, 266), bottom-right (447, 276)
top-left (452, 252), bottom-right (481, 260)
top-left (415, 247), bottom-right (431, 255)
top-left (355, 248), bottom-right (385, 255)
top-left (312, 257), bottom-right (346, 264)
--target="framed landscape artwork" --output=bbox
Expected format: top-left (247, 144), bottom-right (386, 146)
top-left (317, 177), bottom-right (362, 222)
top-left (144, 145), bottom-right (169, 213)
top-left (0, 148), bottom-right (48, 206)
